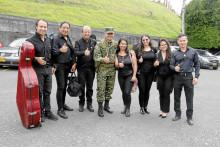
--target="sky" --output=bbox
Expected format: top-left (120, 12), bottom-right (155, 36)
top-left (154, 0), bottom-right (192, 15)
top-left (167, 0), bottom-right (192, 14)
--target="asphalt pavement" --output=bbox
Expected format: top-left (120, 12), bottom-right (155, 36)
top-left (0, 67), bottom-right (220, 147)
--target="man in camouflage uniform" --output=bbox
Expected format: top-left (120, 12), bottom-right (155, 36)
top-left (93, 27), bottom-right (117, 117)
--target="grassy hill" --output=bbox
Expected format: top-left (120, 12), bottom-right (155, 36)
top-left (0, 0), bottom-right (181, 38)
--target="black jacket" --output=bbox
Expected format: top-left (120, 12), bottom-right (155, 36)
top-left (74, 38), bottom-right (96, 69)
top-left (156, 51), bottom-right (173, 76)
top-left (52, 33), bottom-right (76, 65)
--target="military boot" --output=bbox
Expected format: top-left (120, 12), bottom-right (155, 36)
top-left (104, 100), bottom-right (113, 114)
top-left (98, 102), bottom-right (104, 117)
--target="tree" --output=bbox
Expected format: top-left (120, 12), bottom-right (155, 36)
top-left (185, 0), bottom-right (220, 50)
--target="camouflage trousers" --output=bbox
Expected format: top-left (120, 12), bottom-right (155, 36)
top-left (96, 73), bottom-right (116, 102)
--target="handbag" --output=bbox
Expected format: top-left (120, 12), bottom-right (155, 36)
top-left (129, 51), bottom-right (138, 93)
top-left (131, 78), bottom-right (138, 93)
top-left (67, 72), bottom-right (82, 97)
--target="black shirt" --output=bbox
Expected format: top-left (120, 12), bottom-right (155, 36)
top-left (52, 33), bottom-right (75, 64)
top-left (170, 46), bottom-right (200, 78)
top-left (117, 54), bottom-right (133, 76)
top-left (26, 32), bottom-right (53, 69)
top-left (139, 50), bottom-right (156, 73)
top-left (74, 38), bottom-right (96, 69)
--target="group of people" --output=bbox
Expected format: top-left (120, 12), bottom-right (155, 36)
top-left (26, 19), bottom-right (200, 126)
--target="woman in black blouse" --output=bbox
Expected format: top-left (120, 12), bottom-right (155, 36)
top-left (115, 39), bottom-right (137, 117)
top-left (154, 39), bottom-right (173, 118)
top-left (137, 34), bottom-right (157, 115)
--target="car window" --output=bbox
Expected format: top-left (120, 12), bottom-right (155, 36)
top-left (8, 38), bottom-right (26, 48)
top-left (197, 50), bottom-right (213, 57)
top-left (215, 52), bottom-right (220, 56)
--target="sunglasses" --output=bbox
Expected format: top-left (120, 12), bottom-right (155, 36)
top-left (142, 39), bottom-right (149, 42)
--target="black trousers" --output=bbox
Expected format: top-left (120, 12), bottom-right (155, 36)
top-left (55, 66), bottom-right (70, 110)
top-left (77, 68), bottom-right (95, 105)
top-left (173, 73), bottom-right (194, 119)
top-left (118, 73), bottom-right (134, 109)
top-left (35, 66), bottom-right (52, 113)
top-left (157, 74), bottom-right (173, 113)
top-left (138, 72), bottom-right (154, 108)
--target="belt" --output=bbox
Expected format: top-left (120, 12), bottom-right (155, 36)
top-left (99, 64), bottom-right (114, 67)
top-left (176, 72), bottom-right (192, 77)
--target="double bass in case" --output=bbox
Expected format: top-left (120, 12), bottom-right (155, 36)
top-left (16, 42), bottom-right (41, 128)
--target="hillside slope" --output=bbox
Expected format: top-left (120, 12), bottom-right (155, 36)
top-left (0, 0), bottom-right (181, 38)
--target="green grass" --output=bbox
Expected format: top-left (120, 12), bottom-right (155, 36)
top-left (0, 0), bottom-right (181, 38)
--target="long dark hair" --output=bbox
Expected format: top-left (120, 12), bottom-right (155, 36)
top-left (158, 38), bottom-right (171, 61)
top-left (116, 39), bottom-right (129, 55)
top-left (138, 34), bottom-right (152, 57)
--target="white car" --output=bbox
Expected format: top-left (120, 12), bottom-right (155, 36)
top-left (0, 38), bottom-right (27, 67)
top-left (170, 46), bottom-right (179, 52)
top-left (215, 51), bottom-right (220, 64)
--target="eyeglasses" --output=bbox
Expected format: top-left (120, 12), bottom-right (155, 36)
top-left (142, 39), bottom-right (149, 42)
top-left (160, 44), bottom-right (167, 47)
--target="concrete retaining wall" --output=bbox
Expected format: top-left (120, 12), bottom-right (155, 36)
top-left (0, 14), bottom-right (178, 47)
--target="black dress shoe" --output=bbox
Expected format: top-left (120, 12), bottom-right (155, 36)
top-left (125, 109), bottom-right (130, 117)
top-left (45, 111), bottom-right (58, 121)
top-left (87, 105), bottom-right (94, 112)
top-left (187, 119), bottom-right (194, 125)
top-left (57, 109), bottom-right (68, 119)
top-left (64, 105), bottom-right (73, 111)
top-left (140, 107), bottom-right (145, 114)
top-left (144, 107), bottom-right (150, 114)
top-left (78, 105), bottom-right (84, 112)
top-left (172, 116), bottom-right (181, 121)
top-left (159, 114), bottom-right (162, 117)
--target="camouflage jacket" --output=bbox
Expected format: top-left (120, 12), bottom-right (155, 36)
top-left (93, 39), bottom-right (117, 76)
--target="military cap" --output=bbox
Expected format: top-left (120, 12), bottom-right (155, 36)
top-left (105, 27), bottom-right (114, 34)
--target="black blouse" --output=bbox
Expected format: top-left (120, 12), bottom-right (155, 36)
top-left (117, 54), bottom-right (133, 76)
top-left (139, 50), bottom-right (156, 73)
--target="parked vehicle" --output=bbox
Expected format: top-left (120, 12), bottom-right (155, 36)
top-left (0, 38), bottom-right (27, 67)
top-left (170, 46), bottom-right (179, 52)
top-left (0, 42), bottom-right (3, 48)
top-left (196, 49), bottom-right (219, 70)
top-left (214, 51), bottom-right (220, 64)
